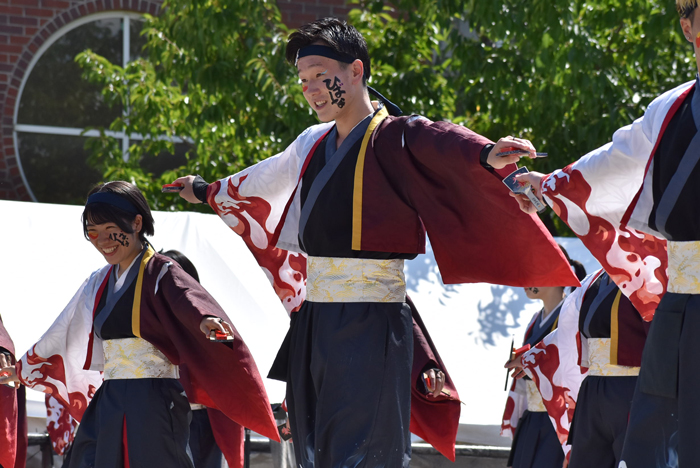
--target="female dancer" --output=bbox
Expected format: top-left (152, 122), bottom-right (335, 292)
top-left (0, 181), bottom-right (277, 468)
top-left (502, 249), bottom-right (586, 468)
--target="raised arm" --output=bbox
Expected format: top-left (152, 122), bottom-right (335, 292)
top-left (170, 124), bottom-right (332, 314)
top-left (509, 89), bottom-right (680, 320)
top-left (373, 116), bottom-right (579, 287)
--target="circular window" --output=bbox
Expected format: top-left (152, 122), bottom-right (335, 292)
top-left (14, 13), bottom-right (186, 204)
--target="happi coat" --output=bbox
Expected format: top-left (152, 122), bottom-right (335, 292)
top-left (502, 300), bottom-right (565, 468)
top-left (540, 80), bottom-right (700, 319)
top-left (512, 268), bottom-right (648, 457)
top-left (0, 316), bottom-right (26, 468)
top-left (501, 302), bottom-right (562, 441)
top-left (16, 249), bottom-right (279, 467)
top-left (203, 106), bottom-right (580, 459)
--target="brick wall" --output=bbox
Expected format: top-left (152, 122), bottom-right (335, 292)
top-left (278, 0), bottom-right (350, 28)
top-left (0, 0), bottom-right (161, 201)
top-left (0, 0), bottom-right (349, 201)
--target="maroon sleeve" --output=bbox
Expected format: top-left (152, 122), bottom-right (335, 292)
top-left (407, 296), bottom-right (461, 462)
top-left (0, 318), bottom-right (23, 468)
top-left (140, 256), bottom-right (279, 442)
top-left (14, 386), bottom-right (27, 468)
top-left (375, 117), bottom-right (579, 287)
top-left (208, 408), bottom-right (245, 468)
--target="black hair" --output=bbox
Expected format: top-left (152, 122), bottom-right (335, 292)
top-left (558, 244), bottom-right (587, 282)
top-left (82, 181), bottom-right (155, 244)
top-left (286, 17), bottom-right (371, 84)
top-left (678, 0), bottom-right (698, 19)
top-left (160, 249), bottom-right (200, 283)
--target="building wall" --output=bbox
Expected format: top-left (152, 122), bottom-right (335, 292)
top-left (0, 0), bottom-right (348, 201)
top-left (278, 0), bottom-right (350, 28)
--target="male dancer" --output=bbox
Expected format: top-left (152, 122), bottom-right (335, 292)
top-left (173, 18), bottom-right (578, 467)
top-left (511, 2), bottom-right (700, 465)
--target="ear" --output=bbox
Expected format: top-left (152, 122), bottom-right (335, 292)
top-left (133, 214), bottom-right (143, 233)
top-left (351, 59), bottom-right (364, 85)
top-left (681, 17), bottom-right (694, 44)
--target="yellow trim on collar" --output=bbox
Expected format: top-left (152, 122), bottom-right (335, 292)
top-left (351, 106), bottom-right (389, 250)
top-left (610, 289), bottom-right (622, 366)
top-left (550, 316), bottom-right (559, 333)
top-left (132, 246), bottom-right (155, 338)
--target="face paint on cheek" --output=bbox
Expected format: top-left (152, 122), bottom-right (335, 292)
top-left (302, 85), bottom-right (309, 92)
top-left (323, 76), bottom-right (347, 109)
top-left (88, 232), bottom-right (98, 240)
top-left (695, 32), bottom-right (700, 48)
top-left (108, 232), bottom-right (130, 247)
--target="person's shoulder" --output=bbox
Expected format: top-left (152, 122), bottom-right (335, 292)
top-left (148, 252), bottom-right (195, 288)
top-left (375, 114), bottom-right (432, 137)
top-left (384, 114), bottom-right (432, 126)
top-left (298, 122), bottom-right (334, 140)
top-left (84, 264), bottom-right (112, 291)
top-left (661, 79), bottom-right (695, 98)
top-left (290, 122), bottom-right (335, 154)
top-left (150, 251), bottom-right (172, 269)
top-left (646, 80), bottom-right (695, 115)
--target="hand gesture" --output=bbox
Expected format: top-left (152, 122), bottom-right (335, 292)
top-left (0, 352), bottom-right (18, 387)
top-left (504, 354), bottom-right (527, 380)
top-left (509, 172), bottom-right (546, 214)
top-left (423, 368), bottom-right (446, 398)
top-left (199, 317), bottom-right (235, 341)
top-left (171, 175), bottom-right (201, 204)
top-left (486, 136), bottom-right (537, 169)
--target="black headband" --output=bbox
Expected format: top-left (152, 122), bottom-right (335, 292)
top-left (295, 44), bottom-right (357, 66)
top-left (86, 192), bottom-right (139, 214)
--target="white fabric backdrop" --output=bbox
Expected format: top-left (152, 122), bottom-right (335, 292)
top-left (0, 199), bottom-right (599, 427)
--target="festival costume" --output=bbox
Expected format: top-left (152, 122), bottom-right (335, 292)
top-left (539, 77), bottom-right (699, 466)
top-left (515, 270), bottom-right (648, 468)
top-left (201, 102), bottom-right (578, 467)
top-left (188, 406), bottom-right (225, 468)
top-left (17, 247), bottom-right (277, 468)
top-left (503, 302), bottom-right (564, 468)
top-left (0, 315), bottom-right (27, 468)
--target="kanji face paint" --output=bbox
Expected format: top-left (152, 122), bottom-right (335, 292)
top-left (109, 232), bottom-right (130, 247)
top-left (323, 76), bottom-right (346, 109)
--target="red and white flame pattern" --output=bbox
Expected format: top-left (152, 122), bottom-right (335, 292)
top-left (46, 395), bottom-right (77, 455)
top-left (544, 167), bottom-right (666, 321)
top-left (208, 175), bottom-right (307, 315)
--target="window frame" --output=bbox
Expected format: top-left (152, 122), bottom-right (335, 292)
top-left (13, 12), bottom-right (145, 202)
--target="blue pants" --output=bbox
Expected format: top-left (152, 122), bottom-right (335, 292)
top-left (69, 379), bottom-right (193, 468)
top-left (284, 301), bottom-right (413, 468)
top-left (568, 376), bottom-right (637, 468)
top-left (619, 293), bottom-right (700, 467)
top-left (509, 410), bottom-right (564, 468)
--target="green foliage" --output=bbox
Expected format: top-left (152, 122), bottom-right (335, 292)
top-left (77, 0), bottom-right (694, 232)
